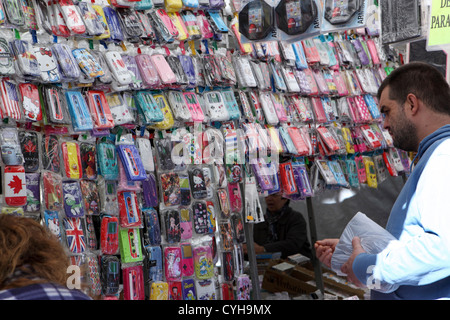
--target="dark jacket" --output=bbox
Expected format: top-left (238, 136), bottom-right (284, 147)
top-left (253, 205), bottom-right (312, 259)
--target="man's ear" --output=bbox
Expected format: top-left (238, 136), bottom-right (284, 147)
top-left (405, 93), bottom-right (420, 116)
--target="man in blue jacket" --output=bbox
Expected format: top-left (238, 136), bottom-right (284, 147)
top-left (315, 62), bottom-right (450, 299)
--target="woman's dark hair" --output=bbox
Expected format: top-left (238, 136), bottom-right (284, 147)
top-left (377, 61), bottom-right (450, 116)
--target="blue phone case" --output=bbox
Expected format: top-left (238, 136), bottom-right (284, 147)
top-left (134, 90), bottom-right (164, 124)
top-left (116, 144), bottom-right (147, 181)
top-left (221, 89), bottom-right (241, 120)
top-left (103, 6), bottom-right (125, 42)
top-left (97, 139), bottom-right (119, 180)
top-left (65, 91), bottom-right (94, 132)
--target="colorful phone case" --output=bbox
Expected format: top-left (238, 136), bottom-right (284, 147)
top-left (72, 48), bottom-right (104, 78)
top-left (116, 144), bottom-right (147, 181)
top-left (164, 246), bottom-right (182, 281)
top-left (180, 242), bottom-right (194, 277)
top-left (119, 227), bottom-right (143, 263)
top-left (86, 90), bottom-right (115, 129)
top-left (65, 91), bottom-right (94, 132)
top-left (123, 265), bottom-right (145, 300)
top-left (118, 191), bottom-right (142, 228)
top-left (61, 141), bottom-right (82, 179)
top-left (79, 179), bottom-right (100, 215)
top-left (63, 217), bottom-right (86, 254)
top-left (0, 79), bottom-right (21, 121)
top-left (146, 245), bottom-right (163, 282)
top-left (62, 180), bottom-right (84, 218)
top-left (193, 245), bottom-right (213, 280)
top-left (164, 209), bottom-right (181, 243)
top-left (152, 93), bottom-right (175, 130)
top-left (150, 281), bottom-right (169, 300)
top-left (183, 91), bottom-right (204, 122)
top-left (4, 165), bottom-right (27, 206)
top-left (100, 215), bottom-right (119, 255)
top-left (189, 167), bottom-right (207, 199)
top-left (182, 278), bottom-right (196, 300)
top-left (135, 90), bottom-right (164, 124)
top-left (100, 255), bottom-right (120, 296)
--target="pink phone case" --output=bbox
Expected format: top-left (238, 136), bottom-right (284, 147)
top-left (181, 242), bottom-right (194, 277)
top-left (287, 127), bottom-right (309, 156)
top-left (164, 246), bottom-right (182, 281)
top-left (227, 182), bottom-right (242, 214)
top-left (135, 54), bottom-right (161, 88)
top-left (150, 54), bottom-right (176, 85)
top-left (183, 91), bottom-right (204, 122)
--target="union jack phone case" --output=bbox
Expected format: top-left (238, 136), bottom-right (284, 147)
top-left (63, 217), bottom-right (86, 254)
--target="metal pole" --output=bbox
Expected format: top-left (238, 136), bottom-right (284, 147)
top-left (306, 196), bottom-right (324, 295)
top-left (244, 221), bottom-right (261, 300)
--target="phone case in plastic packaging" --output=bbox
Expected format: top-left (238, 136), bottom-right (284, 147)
top-left (62, 180), bottom-right (84, 218)
top-left (167, 90), bottom-right (192, 122)
top-left (150, 54), bottom-right (177, 85)
top-left (167, 12), bottom-right (189, 41)
top-left (123, 265), bottom-right (145, 300)
top-left (65, 91), bottom-right (93, 132)
top-left (142, 207), bottom-right (161, 246)
top-left (86, 91), bottom-right (115, 129)
top-left (24, 172), bottom-right (40, 213)
top-left (151, 93), bottom-right (175, 130)
top-left (100, 255), bottom-right (120, 296)
top-left (118, 190), bottom-right (142, 228)
top-left (135, 90), bottom-right (164, 124)
top-left (203, 90), bottom-right (228, 122)
top-left (117, 8), bottom-right (143, 41)
top-left (76, 1), bottom-right (104, 36)
top-left (136, 10), bottom-right (155, 41)
top-left (147, 10), bottom-right (174, 44)
top-left (50, 0), bottom-right (71, 37)
top-left (135, 54), bottom-right (160, 88)
top-left (181, 10), bottom-right (201, 40)
top-left (0, 79), bottom-right (21, 121)
top-left (11, 40), bottom-right (40, 78)
top-left (79, 179), bottom-right (100, 215)
top-left (196, 10), bottom-right (214, 39)
top-left (164, 246), bottom-right (182, 281)
top-left (104, 51), bottom-right (132, 86)
top-left (259, 91), bottom-right (278, 125)
top-left (51, 43), bottom-right (80, 81)
top-left (221, 89), bottom-right (241, 120)
top-left (97, 138), bottom-right (119, 180)
top-left (0, 38), bottom-right (14, 76)
top-left (102, 6), bottom-right (125, 42)
top-left (105, 92), bottom-right (133, 126)
top-left (119, 227), bottom-right (143, 263)
top-left (207, 10), bottom-right (228, 33)
top-left (166, 55), bottom-right (189, 87)
top-left (18, 131), bottom-right (39, 173)
top-left (145, 245), bottom-right (163, 283)
top-left (193, 245), bottom-right (213, 280)
top-left (178, 55), bottom-right (196, 88)
top-left (72, 48), bottom-right (104, 78)
top-left (121, 55), bottom-right (143, 90)
top-left (135, 0), bottom-right (153, 9)
top-left (62, 217), bottom-right (86, 254)
top-left (155, 8), bottom-right (179, 38)
top-left (43, 86), bottom-right (71, 125)
top-left (61, 140), bottom-right (82, 179)
top-left (42, 170), bottom-right (63, 210)
top-left (116, 144), bottom-right (147, 181)
top-left (183, 91), bottom-right (204, 122)
top-left (163, 209), bottom-right (181, 243)
top-left (58, 0), bottom-right (86, 35)
top-left (4, 0), bottom-right (25, 27)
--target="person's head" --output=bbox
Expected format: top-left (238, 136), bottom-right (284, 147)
top-left (377, 62), bottom-right (450, 152)
top-left (265, 192), bottom-right (289, 213)
top-left (0, 214), bottom-right (70, 290)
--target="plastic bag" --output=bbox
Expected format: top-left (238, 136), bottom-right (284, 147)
top-left (331, 212), bottom-right (398, 293)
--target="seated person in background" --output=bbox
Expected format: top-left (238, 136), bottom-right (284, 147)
top-left (244, 192), bottom-right (312, 259)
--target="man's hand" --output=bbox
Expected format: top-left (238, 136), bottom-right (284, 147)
top-left (314, 238), bottom-right (339, 269)
top-left (341, 237), bottom-right (365, 287)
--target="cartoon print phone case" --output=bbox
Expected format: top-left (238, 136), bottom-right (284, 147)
top-left (164, 209), bottom-right (181, 243)
top-left (19, 83), bottom-right (42, 122)
top-left (150, 281), bottom-right (169, 300)
top-left (77, 179), bottom-right (98, 217)
top-left (189, 167), bottom-right (207, 199)
top-left (34, 46), bottom-right (61, 83)
top-left (62, 180), bottom-right (84, 218)
top-left (192, 201), bottom-right (208, 235)
top-left (193, 245), bottom-right (213, 280)
top-left (160, 172), bottom-right (181, 207)
top-left (164, 246), bottom-right (182, 281)
top-left (182, 278), bottom-right (196, 300)
top-left (24, 173), bottom-right (40, 213)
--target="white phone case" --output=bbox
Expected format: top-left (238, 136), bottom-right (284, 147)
top-left (204, 91), bottom-right (229, 122)
top-left (259, 92), bottom-right (279, 125)
top-left (104, 51), bottom-right (132, 85)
